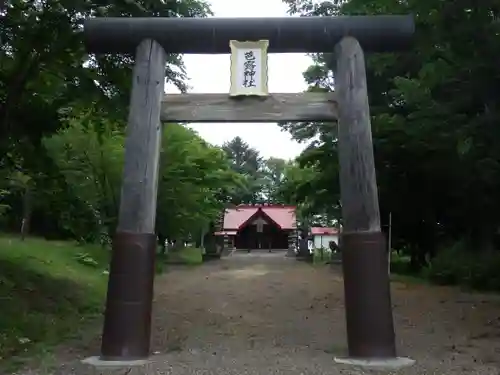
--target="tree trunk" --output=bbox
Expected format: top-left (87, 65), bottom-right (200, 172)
top-left (20, 187), bottom-right (31, 241)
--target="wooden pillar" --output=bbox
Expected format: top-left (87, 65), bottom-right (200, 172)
top-left (335, 36), bottom-right (396, 358)
top-left (100, 39), bottom-right (166, 360)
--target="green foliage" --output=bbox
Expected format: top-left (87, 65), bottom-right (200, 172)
top-left (282, 0), bottom-right (500, 271)
top-left (39, 117), bottom-right (244, 245)
top-left (1, 0), bottom-right (211, 154)
top-left (42, 113), bottom-right (124, 243)
top-left (0, 190), bottom-right (9, 218)
top-left (0, 0), bottom-right (214, 239)
top-left (157, 125), bottom-right (243, 240)
top-left (425, 244), bottom-right (500, 291)
top-left (260, 157), bottom-right (288, 203)
top-left (390, 243), bottom-right (500, 291)
top-left (389, 253), bottom-right (414, 276)
top-left (222, 136), bottom-right (264, 204)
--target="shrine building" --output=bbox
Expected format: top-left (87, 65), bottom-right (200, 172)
top-left (215, 204), bottom-right (297, 251)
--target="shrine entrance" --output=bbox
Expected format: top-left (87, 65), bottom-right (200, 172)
top-left (236, 223), bottom-right (288, 250)
top-left (235, 208), bottom-right (289, 250)
top-left (83, 14), bottom-right (415, 365)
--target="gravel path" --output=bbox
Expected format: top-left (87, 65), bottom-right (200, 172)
top-left (25, 251), bottom-right (500, 374)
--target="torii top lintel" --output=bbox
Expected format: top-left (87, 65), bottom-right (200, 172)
top-left (83, 15), bottom-right (414, 55)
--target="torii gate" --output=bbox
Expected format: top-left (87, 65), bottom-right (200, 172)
top-left (82, 14), bottom-right (415, 368)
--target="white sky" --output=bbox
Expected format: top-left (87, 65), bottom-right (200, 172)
top-left (164, 0), bottom-right (312, 160)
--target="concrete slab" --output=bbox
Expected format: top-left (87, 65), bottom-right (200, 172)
top-left (334, 356), bottom-right (416, 369)
top-left (81, 356), bottom-right (151, 368)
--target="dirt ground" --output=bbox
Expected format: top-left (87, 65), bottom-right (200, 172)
top-left (25, 251), bottom-right (500, 374)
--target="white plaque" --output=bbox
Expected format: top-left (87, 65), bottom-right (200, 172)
top-left (229, 40), bottom-right (269, 96)
top-left (252, 217), bottom-right (267, 233)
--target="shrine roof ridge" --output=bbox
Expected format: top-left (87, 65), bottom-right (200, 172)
top-left (232, 204), bottom-right (296, 209)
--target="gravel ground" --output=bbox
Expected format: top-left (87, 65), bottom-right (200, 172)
top-left (23, 251), bottom-right (500, 374)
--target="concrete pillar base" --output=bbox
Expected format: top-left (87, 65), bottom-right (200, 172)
top-left (82, 356), bottom-right (152, 374)
top-left (334, 356), bottom-right (415, 370)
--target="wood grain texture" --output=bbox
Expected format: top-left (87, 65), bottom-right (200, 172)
top-left (335, 36), bottom-right (381, 232)
top-left (117, 39), bottom-right (166, 233)
top-left (160, 93), bottom-right (338, 123)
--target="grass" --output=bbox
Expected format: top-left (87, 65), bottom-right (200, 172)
top-left (0, 235), bottom-right (203, 371)
top-left (164, 246), bottom-right (203, 265)
top-left (0, 235), bottom-right (109, 369)
top-left (313, 248), bottom-right (331, 265)
top-left (312, 248), bottom-right (342, 265)
top-left (390, 272), bottom-right (430, 285)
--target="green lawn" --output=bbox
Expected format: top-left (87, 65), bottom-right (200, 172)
top-left (0, 236), bottom-right (204, 370)
top-left (0, 236), bottom-right (109, 367)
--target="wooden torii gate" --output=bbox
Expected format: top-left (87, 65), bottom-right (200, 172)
top-left (83, 15), bottom-right (414, 364)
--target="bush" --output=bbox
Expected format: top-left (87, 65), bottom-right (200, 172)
top-left (390, 242), bottom-right (500, 291)
top-left (425, 242), bottom-right (500, 290)
top-left (389, 253), bottom-right (415, 275)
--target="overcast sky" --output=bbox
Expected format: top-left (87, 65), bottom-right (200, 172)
top-left (164, 0), bottom-right (312, 160)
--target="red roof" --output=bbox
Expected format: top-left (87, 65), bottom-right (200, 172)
top-left (223, 204), bottom-right (296, 230)
top-left (311, 227), bottom-right (339, 235)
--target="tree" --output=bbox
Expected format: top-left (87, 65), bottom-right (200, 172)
top-left (42, 112), bottom-right (125, 243)
top-left (0, 0), bottom-right (213, 240)
top-left (260, 157), bottom-right (287, 203)
top-left (156, 124), bottom-right (243, 244)
top-left (1, 0), bottom-right (211, 150)
top-left (39, 114), bottom-right (243, 247)
top-left (282, 0), bottom-right (500, 269)
top-left (222, 136), bottom-right (264, 204)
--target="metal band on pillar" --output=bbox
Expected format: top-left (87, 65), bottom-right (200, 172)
top-left (101, 232), bottom-right (157, 359)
